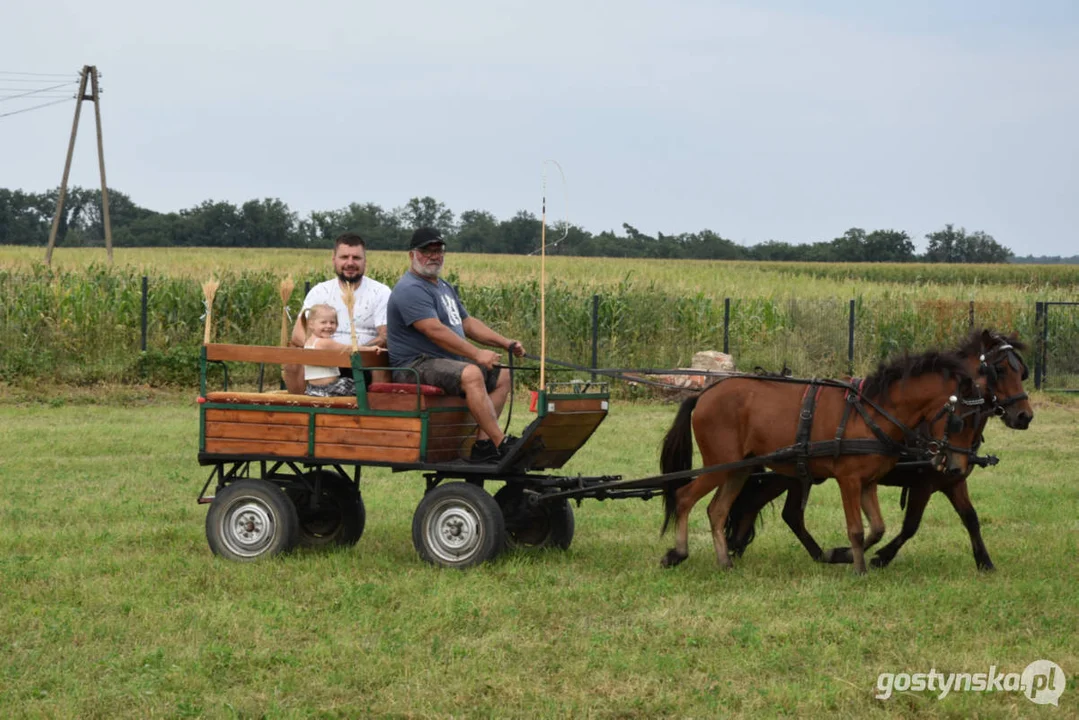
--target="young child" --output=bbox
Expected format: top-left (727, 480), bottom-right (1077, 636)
top-left (300, 304), bottom-right (356, 397)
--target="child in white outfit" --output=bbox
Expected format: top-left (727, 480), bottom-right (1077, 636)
top-left (302, 304), bottom-right (356, 397)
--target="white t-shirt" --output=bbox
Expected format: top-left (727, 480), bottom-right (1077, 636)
top-left (303, 337), bottom-right (340, 381)
top-left (302, 277), bottom-right (391, 346)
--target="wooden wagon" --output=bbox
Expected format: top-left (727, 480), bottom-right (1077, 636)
top-left (196, 344), bottom-right (615, 567)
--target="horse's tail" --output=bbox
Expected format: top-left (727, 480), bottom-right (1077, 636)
top-left (660, 395), bottom-right (700, 535)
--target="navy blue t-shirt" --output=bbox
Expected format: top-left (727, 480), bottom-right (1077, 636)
top-left (387, 272), bottom-right (471, 367)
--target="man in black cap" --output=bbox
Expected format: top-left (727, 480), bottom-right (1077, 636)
top-left (387, 227), bottom-right (526, 462)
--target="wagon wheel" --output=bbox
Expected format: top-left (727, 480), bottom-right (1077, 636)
top-left (288, 471), bottom-right (366, 548)
top-left (494, 485), bottom-right (575, 550)
top-left (412, 483), bottom-right (506, 568)
top-left (206, 479), bottom-right (300, 561)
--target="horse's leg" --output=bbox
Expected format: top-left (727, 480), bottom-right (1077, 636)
top-left (836, 476), bottom-right (868, 574)
top-left (870, 482), bottom-right (932, 569)
top-left (823, 481), bottom-right (891, 564)
top-left (727, 474), bottom-right (788, 557)
top-left (779, 478), bottom-right (825, 562)
top-left (860, 483), bottom-right (886, 551)
top-left (661, 472), bottom-right (723, 568)
top-left (942, 478), bottom-right (994, 572)
top-left (706, 473), bottom-right (749, 569)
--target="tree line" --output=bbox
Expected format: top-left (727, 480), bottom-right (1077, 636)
top-left (0, 186), bottom-right (1019, 263)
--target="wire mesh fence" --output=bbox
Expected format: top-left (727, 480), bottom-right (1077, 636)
top-left (0, 267), bottom-right (1073, 392)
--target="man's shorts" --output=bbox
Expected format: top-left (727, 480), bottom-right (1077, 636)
top-left (393, 356), bottom-right (499, 397)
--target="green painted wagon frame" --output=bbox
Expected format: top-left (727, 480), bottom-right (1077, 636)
top-left (195, 343), bottom-right (617, 567)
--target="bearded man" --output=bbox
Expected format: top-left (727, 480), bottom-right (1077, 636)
top-left (387, 227), bottom-right (526, 463)
top-left (283, 232), bottom-right (390, 393)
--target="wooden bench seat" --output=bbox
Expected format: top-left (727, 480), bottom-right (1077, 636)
top-left (202, 391), bottom-right (358, 408)
top-left (201, 382), bottom-right (455, 411)
top-left (199, 344), bottom-right (477, 463)
top-left (367, 382), bottom-right (445, 396)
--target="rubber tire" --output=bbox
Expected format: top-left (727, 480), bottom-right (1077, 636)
top-left (289, 471), bottom-right (366, 548)
top-left (412, 483), bottom-right (506, 568)
top-left (494, 485), bottom-right (575, 550)
top-left (206, 479), bottom-right (300, 561)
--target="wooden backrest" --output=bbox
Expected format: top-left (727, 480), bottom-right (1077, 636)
top-left (204, 343), bottom-right (389, 368)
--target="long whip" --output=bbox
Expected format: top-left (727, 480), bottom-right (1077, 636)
top-left (539, 160), bottom-right (569, 391)
top-left (540, 173), bottom-right (547, 389)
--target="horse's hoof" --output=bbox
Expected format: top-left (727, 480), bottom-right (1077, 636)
top-left (870, 555), bottom-right (892, 569)
top-left (977, 561), bottom-right (996, 573)
top-left (660, 549), bottom-right (688, 568)
top-left (822, 547), bottom-right (853, 564)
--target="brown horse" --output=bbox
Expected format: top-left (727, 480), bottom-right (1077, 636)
top-left (659, 349), bottom-right (981, 574)
top-left (722, 329), bottom-right (1033, 571)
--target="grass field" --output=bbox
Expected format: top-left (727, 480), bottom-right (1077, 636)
top-left (1, 387), bottom-right (1076, 718)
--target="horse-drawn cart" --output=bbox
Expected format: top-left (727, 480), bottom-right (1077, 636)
top-left (196, 344), bottom-right (622, 567)
top-left (195, 328), bottom-right (1032, 573)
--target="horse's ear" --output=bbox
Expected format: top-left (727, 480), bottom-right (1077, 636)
top-left (981, 328), bottom-right (995, 345)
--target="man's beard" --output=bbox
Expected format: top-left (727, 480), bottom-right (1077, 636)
top-left (336, 271), bottom-right (363, 285)
top-left (412, 259), bottom-right (441, 279)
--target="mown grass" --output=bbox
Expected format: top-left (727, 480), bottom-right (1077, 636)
top-left (0, 389), bottom-right (1076, 718)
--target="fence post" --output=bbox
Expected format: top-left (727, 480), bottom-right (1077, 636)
top-left (848, 299), bottom-right (855, 376)
top-left (591, 294), bottom-right (599, 382)
top-left (723, 298), bottom-right (730, 355)
top-left (140, 275), bottom-right (148, 352)
top-left (1037, 301), bottom-right (1048, 390)
top-left (969, 300), bottom-right (975, 327)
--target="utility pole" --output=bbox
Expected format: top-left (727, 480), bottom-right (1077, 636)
top-left (44, 65), bottom-right (113, 266)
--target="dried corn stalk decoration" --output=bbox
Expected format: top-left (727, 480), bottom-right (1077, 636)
top-left (340, 282), bottom-right (359, 351)
top-left (201, 277), bottom-right (220, 345)
top-left (278, 275), bottom-right (294, 346)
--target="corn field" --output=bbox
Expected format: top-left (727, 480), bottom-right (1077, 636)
top-left (3, 263), bottom-right (1076, 392)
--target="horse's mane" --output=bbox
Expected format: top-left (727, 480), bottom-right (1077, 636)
top-left (752, 364), bottom-right (793, 378)
top-left (861, 350), bottom-right (972, 402)
top-left (955, 327), bottom-right (1028, 360)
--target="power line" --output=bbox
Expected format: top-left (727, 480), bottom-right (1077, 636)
top-left (0, 71), bottom-right (77, 78)
top-left (0, 82), bottom-right (78, 101)
top-left (0, 77), bottom-right (77, 83)
top-left (0, 94), bottom-right (73, 101)
top-left (0, 97), bottom-right (73, 120)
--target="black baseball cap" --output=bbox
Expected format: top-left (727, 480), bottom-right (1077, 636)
top-left (409, 227), bottom-right (446, 250)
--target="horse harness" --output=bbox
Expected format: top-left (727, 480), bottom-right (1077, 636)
top-left (786, 337), bottom-right (1030, 484)
top-left (789, 376), bottom-right (978, 485)
top-left (979, 340), bottom-right (1029, 413)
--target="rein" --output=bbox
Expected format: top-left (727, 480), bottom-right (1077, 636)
top-left (511, 344), bottom-right (1023, 472)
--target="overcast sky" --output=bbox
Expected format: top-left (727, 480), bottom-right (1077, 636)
top-left (2, 0), bottom-right (1077, 255)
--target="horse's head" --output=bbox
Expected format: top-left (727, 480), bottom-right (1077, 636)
top-left (865, 351), bottom-right (984, 475)
top-left (926, 373), bottom-right (986, 475)
top-left (974, 330), bottom-right (1034, 430)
